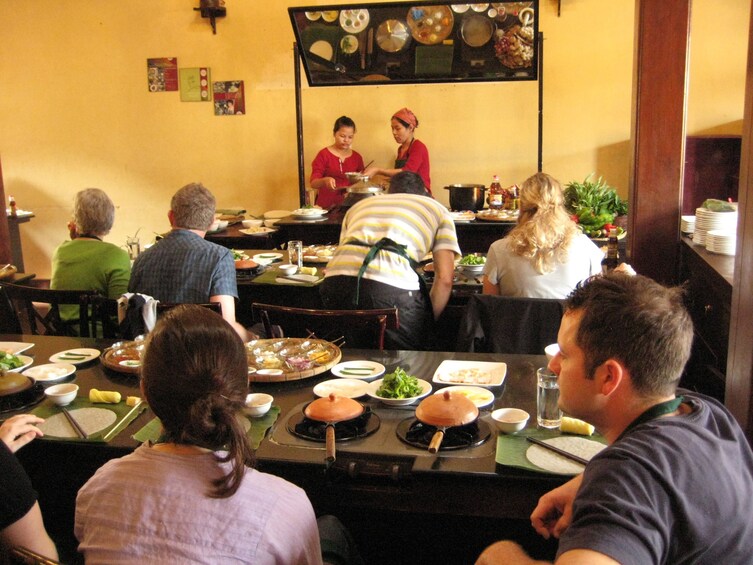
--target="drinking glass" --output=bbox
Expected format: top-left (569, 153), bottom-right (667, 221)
top-left (126, 236), bottom-right (140, 260)
top-left (536, 367), bottom-right (562, 429)
top-left (288, 240), bottom-right (303, 269)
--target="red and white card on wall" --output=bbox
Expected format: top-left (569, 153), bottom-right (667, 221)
top-left (213, 80), bottom-right (245, 115)
top-left (147, 58), bottom-right (179, 92)
top-left (179, 68), bottom-right (211, 102)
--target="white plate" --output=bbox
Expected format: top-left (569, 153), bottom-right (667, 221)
top-left (252, 253), bottom-right (283, 265)
top-left (331, 360), bottom-right (385, 380)
top-left (0, 341), bottom-right (34, 355)
top-left (367, 378), bottom-right (432, 406)
top-left (432, 360), bottom-right (507, 387)
top-left (240, 227), bottom-right (277, 236)
top-left (313, 378), bottom-right (370, 399)
top-left (292, 208), bottom-right (327, 217)
top-left (49, 348), bottom-right (100, 365)
top-left (526, 436), bottom-right (606, 475)
top-left (5, 354), bottom-right (34, 373)
top-left (433, 385), bottom-right (494, 408)
top-left (23, 363), bottom-right (76, 382)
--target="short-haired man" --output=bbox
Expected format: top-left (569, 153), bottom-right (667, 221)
top-left (320, 171), bottom-right (460, 350)
top-left (477, 273), bottom-right (753, 565)
top-left (128, 183), bottom-right (250, 341)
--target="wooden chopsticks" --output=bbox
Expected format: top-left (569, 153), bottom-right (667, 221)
top-left (526, 436), bottom-right (589, 466)
top-left (62, 407), bottom-right (88, 439)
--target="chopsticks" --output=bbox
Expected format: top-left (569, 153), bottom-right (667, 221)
top-left (360, 159), bottom-right (374, 173)
top-left (62, 407), bottom-right (88, 439)
top-left (526, 436), bottom-right (589, 466)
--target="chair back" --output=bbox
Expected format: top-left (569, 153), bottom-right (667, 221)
top-left (251, 303), bottom-right (399, 350)
top-left (88, 295), bottom-right (122, 339)
top-left (0, 285), bottom-right (23, 333)
top-left (156, 302), bottom-right (222, 316)
top-left (0, 281), bottom-right (99, 337)
top-left (456, 294), bottom-right (565, 354)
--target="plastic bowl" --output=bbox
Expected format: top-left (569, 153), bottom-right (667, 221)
top-left (45, 383), bottom-right (79, 406)
top-left (278, 264), bottom-right (297, 275)
top-left (491, 408), bottom-right (529, 434)
top-left (245, 393), bottom-right (274, 417)
top-left (242, 219), bottom-right (264, 228)
top-left (544, 343), bottom-right (560, 362)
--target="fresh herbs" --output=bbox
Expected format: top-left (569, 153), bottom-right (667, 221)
top-left (376, 367), bottom-right (423, 399)
top-left (564, 174), bottom-right (628, 237)
top-left (459, 254), bottom-right (486, 266)
top-left (0, 352), bottom-right (24, 371)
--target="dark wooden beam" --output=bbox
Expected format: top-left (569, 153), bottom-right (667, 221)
top-left (0, 156), bottom-right (12, 265)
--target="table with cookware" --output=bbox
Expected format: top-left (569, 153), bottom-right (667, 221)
top-left (3, 333), bottom-right (570, 562)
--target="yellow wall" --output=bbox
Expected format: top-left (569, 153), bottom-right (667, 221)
top-left (0, 0), bottom-right (748, 278)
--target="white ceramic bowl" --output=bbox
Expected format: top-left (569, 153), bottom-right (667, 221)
top-left (367, 378), bottom-right (432, 406)
top-left (264, 218), bottom-right (281, 228)
top-left (491, 408), bottom-right (530, 434)
top-left (245, 393), bottom-right (274, 417)
top-left (45, 383), bottom-right (79, 406)
top-left (278, 263), bottom-right (297, 275)
top-left (544, 343), bottom-right (560, 362)
top-left (242, 219), bottom-right (264, 228)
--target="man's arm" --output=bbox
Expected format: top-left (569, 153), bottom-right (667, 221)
top-left (210, 295), bottom-right (254, 341)
top-left (476, 541), bottom-right (619, 565)
top-left (531, 474), bottom-right (583, 539)
top-left (1, 503), bottom-right (58, 561)
top-left (429, 249), bottom-right (455, 320)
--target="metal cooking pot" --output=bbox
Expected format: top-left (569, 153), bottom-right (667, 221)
top-left (444, 184), bottom-right (487, 212)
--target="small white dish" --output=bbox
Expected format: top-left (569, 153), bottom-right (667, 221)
top-left (0, 341), bottom-right (34, 355)
top-left (278, 263), bottom-right (298, 276)
top-left (6, 355), bottom-right (33, 373)
top-left (239, 227), bottom-right (276, 236)
top-left (244, 392), bottom-right (274, 417)
top-left (313, 378), bottom-right (369, 399)
top-left (264, 219), bottom-right (281, 228)
top-left (330, 360), bottom-right (385, 380)
top-left (242, 219), bottom-right (264, 228)
top-left (256, 368), bottom-right (283, 377)
top-left (491, 408), bottom-right (529, 434)
top-left (45, 383), bottom-right (79, 406)
top-left (544, 343), bottom-right (560, 362)
top-left (367, 378), bottom-right (432, 406)
top-left (49, 348), bottom-right (100, 365)
top-left (252, 253), bottom-right (283, 265)
top-left (433, 385), bottom-right (494, 408)
top-left (432, 360), bottom-right (507, 387)
top-left (23, 363), bottom-right (76, 382)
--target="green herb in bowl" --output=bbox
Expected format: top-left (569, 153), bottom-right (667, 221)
top-left (376, 367), bottom-right (423, 399)
top-left (0, 351), bottom-right (24, 371)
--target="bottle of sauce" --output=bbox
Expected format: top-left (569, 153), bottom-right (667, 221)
top-left (8, 195), bottom-right (17, 218)
top-left (488, 175), bottom-right (503, 210)
top-left (601, 228), bottom-right (619, 273)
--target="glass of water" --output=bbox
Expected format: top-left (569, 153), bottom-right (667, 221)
top-left (126, 236), bottom-right (140, 260)
top-left (537, 367), bottom-right (562, 429)
top-left (287, 240), bottom-right (303, 269)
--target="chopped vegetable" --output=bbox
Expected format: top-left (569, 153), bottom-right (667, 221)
top-left (231, 249), bottom-right (246, 261)
top-left (376, 367), bottom-right (423, 399)
top-left (459, 254), bottom-right (486, 266)
top-left (0, 352), bottom-right (24, 371)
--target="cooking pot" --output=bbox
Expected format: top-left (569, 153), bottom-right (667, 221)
top-left (415, 390), bottom-right (479, 453)
top-left (342, 178), bottom-right (384, 207)
top-left (444, 184), bottom-right (487, 212)
top-left (304, 393), bottom-right (365, 462)
top-left (0, 373), bottom-right (33, 397)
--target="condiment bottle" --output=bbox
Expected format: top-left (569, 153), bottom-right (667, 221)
top-left (8, 195), bottom-right (17, 217)
top-left (488, 175), bottom-right (503, 210)
top-left (601, 228), bottom-right (619, 273)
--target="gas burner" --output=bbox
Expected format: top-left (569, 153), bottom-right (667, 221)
top-left (0, 383), bottom-right (45, 414)
top-left (287, 405), bottom-right (380, 442)
top-left (396, 417), bottom-right (492, 451)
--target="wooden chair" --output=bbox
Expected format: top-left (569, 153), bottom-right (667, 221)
top-left (456, 294), bottom-right (566, 354)
top-left (0, 281), bottom-right (99, 337)
top-left (251, 303), bottom-right (399, 350)
top-left (156, 302), bottom-right (222, 316)
top-left (0, 284), bottom-right (23, 333)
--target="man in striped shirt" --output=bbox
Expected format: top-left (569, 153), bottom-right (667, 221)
top-left (320, 171), bottom-right (460, 350)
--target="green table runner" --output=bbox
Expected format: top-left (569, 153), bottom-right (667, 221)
top-left (250, 269), bottom-right (324, 287)
top-left (31, 398), bottom-right (147, 443)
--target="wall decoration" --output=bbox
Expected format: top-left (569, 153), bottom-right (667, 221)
top-left (147, 58), bottom-right (179, 92)
top-left (213, 80), bottom-right (245, 115)
top-left (179, 67), bottom-right (212, 101)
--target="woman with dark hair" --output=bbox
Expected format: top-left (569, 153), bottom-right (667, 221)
top-left (310, 115), bottom-right (365, 208)
top-left (483, 172), bottom-right (603, 298)
top-left (75, 305), bottom-right (323, 563)
top-left (363, 107), bottom-right (431, 195)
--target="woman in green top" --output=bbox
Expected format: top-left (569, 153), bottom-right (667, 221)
top-left (51, 188), bottom-right (131, 328)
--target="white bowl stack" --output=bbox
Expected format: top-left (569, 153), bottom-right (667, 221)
top-left (705, 230), bottom-right (736, 256)
top-left (680, 215), bottom-right (696, 235)
top-left (693, 208), bottom-right (737, 247)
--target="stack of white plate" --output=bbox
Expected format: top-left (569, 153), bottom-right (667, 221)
top-left (693, 208), bottom-right (737, 247)
top-left (705, 230), bottom-right (736, 256)
top-left (680, 215), bottom-right (696, 235)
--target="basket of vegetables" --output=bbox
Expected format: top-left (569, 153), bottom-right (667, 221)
top-left (564, 174), bottom-right (628, 239)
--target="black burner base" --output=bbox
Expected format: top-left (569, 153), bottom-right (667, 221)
top-left (396, 417), bottom-right (492, 450)
top-left (288, 405), bottom-right (380, 442)
top-left (0, 383), bottom-right (45, 414)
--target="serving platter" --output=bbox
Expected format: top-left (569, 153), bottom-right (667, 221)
top-left (23, 363), bottom-right (76, 383)
top-left (6, 355), bottom-right (33, 373)
top-left (476, 209), bottom-right (519, 222)
top-left (367, 378), bottom-right (432, 406)
top-left (432, 360), bottom-right (507, 387)
top-left (313, 378), bottom-right (370, 399)
top-left (240, 227), bottom-right (277, 236)
top-left (406, 5), bottom-right (454, 45)
top-left (100, 347), bottom-right (141, 375)
top-left (49, 348), bottom-right (100, 365)
top-left (0, 342), bottom-right (34, 355)
top-left (247, 338), bottom-right (342, 382)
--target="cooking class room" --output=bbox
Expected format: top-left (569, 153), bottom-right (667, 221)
top-left (2, 0), bottom-right (753, 563)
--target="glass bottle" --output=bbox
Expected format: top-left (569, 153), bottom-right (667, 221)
top-left (601, 228), bottom-right (619, 273)
top-left (488, 175), bottom-right (503, 210)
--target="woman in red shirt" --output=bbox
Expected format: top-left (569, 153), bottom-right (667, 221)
top-left (363, 107), bottom-right (432, 196)
top-left (309, 116), bottom-right (365, 208)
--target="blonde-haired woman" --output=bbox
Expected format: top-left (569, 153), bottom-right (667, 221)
top-left (482, 173), bottom-right (603, 298)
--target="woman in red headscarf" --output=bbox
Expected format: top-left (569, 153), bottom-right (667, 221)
top-left (363, 107), bottom-right (432, 196)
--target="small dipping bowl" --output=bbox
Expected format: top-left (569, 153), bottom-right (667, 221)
top-left (242, 219), bottom-right (264, 228)
top-left (45, 383), bottom-right (80, 406)
top-left (544, 343), bottom-right (560, 362)
top-left (491, 408), bottom-right (530, 434)
top-left (245, 393), bottom-right (274, 417)
top-left (278, 263), bottom-right (297, 276)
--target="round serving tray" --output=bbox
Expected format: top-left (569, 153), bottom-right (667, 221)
top-left (101, 347), bottom-right (141, 375)
top-left (247, 338), bottom-right (342, 383)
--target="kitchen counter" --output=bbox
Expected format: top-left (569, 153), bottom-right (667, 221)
top-left (5, 333), bottom-right (564, 562)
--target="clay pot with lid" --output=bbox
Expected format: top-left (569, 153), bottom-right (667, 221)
top-left (304, 393), bottom-right (365, 462)
top-left (0, 371), bottom-right (33, 397)
top-left (416, 390), bottom-right (479, 453)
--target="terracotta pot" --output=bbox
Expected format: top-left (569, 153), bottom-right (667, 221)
top-left (304, 394), bottom-right (364, 462)
top-left (415, 390), bottom-right (479, 453)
